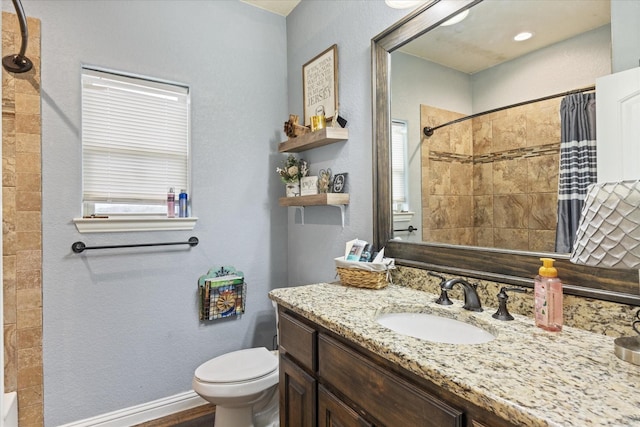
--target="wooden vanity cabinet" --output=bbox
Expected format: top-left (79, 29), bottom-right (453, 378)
top-left (278, 307), bottom-right (515, 427)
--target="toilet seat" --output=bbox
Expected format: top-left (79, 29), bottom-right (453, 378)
top-left (195, 347), bottom-right (278, 384)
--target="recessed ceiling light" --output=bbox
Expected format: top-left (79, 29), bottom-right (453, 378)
top-left (514, 32), bottom-right (534, 42)
top-left (440, 9), bottom-right (469, 26)
top-left (385, 0), bottom-right (423, 9)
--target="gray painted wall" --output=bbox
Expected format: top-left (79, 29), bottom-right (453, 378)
top-left (284, 0), bottom-right (409, 286)
top-left (472, 25), bottom-right (611, 112)
top-left (3, 0), bottom-right (288, 424)
top-left (612, 0), bottom-right (640, 73)
top-left (7, 0), bottom-right (636, 424)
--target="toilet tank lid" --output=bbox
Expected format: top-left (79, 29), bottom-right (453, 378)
top-left (195, 347), bottom-right (278, 383)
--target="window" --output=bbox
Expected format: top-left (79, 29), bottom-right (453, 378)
top-left (391, 120), bottom-right (408, 211)
top-left (81, 67), bottom-right (190, 218)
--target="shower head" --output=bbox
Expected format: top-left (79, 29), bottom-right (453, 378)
top-left (2, 0), bottom-right (33, 74)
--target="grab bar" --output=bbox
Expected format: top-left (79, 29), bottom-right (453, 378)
top-left (72, 236), bottom-right (199, 253)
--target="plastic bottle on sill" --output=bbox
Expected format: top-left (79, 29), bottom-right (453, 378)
top-left (179, 189), bottom-right (188, 218)
top-left (534, 257), bottom-right (563, 332)
top-left (167, 188), bottom-right (175, 218)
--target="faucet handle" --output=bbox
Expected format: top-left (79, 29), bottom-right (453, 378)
top-left (492, 287), bottom-right (526, 321)
top-left (429, 272), bottom-right (453, 305)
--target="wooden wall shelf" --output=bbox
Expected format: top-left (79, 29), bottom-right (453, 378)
top-left (278, 127), bottom-right (348, 153)
top-left (279, 193), bottom-right (349, 207)
top-left (279, 193), bottom-right (350, 227)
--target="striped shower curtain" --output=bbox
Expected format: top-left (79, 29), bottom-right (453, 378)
top-left (555, 93), bottom-right (597, 253)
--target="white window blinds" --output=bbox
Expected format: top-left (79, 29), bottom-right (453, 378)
top-left (81, 67), bottom-right (190, 212)
top-left (391, 120), bottom-right (408, 205)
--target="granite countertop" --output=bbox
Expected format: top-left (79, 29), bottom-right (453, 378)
top-left (269, 282), bottom-right (640, 427)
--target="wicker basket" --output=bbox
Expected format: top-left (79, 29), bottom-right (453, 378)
top-left (334, 257), bottom-right (393, 289)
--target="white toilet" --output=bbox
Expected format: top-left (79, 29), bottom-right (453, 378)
top-left (192, 346), bottom-right (279, 427)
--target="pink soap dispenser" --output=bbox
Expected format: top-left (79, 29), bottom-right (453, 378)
top-left (534, 257), bottom-right (563, 332)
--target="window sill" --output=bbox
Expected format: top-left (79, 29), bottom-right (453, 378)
top-left (73, 216), bottom-right (198, 233)
top-left (393, 211), bottom-right (415, 223)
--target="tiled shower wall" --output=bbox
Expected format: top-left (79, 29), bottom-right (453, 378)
top-left (2, 12), bottom-right (44, 426)
top-left (421, 98), bottom-right (561, 252)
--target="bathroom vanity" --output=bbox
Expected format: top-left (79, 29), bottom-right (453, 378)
top-left (269, 283), bottom-right (640, 427)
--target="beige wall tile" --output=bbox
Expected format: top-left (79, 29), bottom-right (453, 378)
top-left (4, 324), bottom-right (17, 391)
top-left (17, 309), bottom-right (42, 330)
top-left (474, 228), bottom-right (494, 247)
top-left (450, 162), bottom-right (473, 195)
top-left (493, 159), bottom-right (528, 194)
top-left (16, 265), bottom-right (40, 291)
top-left (528, 192), bottom-right (558, 230)
top-left (16, 211), bottom-right (40, 232)
top-left (494, 194), bottom-right (528, 229)
top-left (17, 172), bottom-right (41, 192)
top-left (2, 11), bottom-right (20, 33)
top-left (17, 384), bottom-right (43, 410)
top-left (473, 162), bottom-right (492, 195)
top-left (530, 229), bottom-right (557, 253)
top-left (17, 364), bottom-right (42, 389)
top-left (450, 121), bottom-right (472, 155)
top-left (17, 289), bottom-right (41, 313)
top-left (16, 190), bottom-right (41, 211)
top-left (16, 231), bottom-right (41, 251)
top-left (3, 12), bottom-right (43, 425)
top-left (528, 153), bottom-right (559, 193)
top-left (17, 327), bottom-right (41, 350)
top-left (473, 195), bottom-right (493, 227)
top-left (16, 250), bottom-right (41, 272)
top-left (429, 160), bottom-right (450, 195)
top-left (17, 133), bottom-right (40, 153)
top-left (16, 151), bottom-right (40, 174)
top-left (18, 347), bottom-right (42, 370)
top-left (15, 113), bottom-right (40, 135)
top-left (3, 154), bottom-right (16, 187)
top-left (492, 113), bottom-right (526, 152)
top-left (493, 228), bottom-right (529, 250)
top-left (472, 119), bottom-right (492, 155)
top-left (15, 93), bottom-right (40, 115)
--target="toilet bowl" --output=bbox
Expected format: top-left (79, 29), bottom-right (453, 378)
top-left (192, 346), bottom-right (279, 427)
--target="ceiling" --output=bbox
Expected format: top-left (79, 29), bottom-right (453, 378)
top-left (399, 0), bottom-right (611, 74)
top-left (240, 0), bottom-right (301, 16)
top-left (240, 1), bottom-right (611, 74)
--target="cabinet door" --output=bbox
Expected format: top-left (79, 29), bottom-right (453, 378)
top-left (280, 354), bottom-right (317, 427)
top-left (318, 334), bottom-right (463, 427)
top-left (318, 385), bottom-right (372, 427)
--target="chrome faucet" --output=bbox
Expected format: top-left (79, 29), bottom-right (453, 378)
top-left (440, 278), bottom-right (483, 312)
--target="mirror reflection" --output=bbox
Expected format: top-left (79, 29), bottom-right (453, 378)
top-left (390, 0), bottom-right (610, 254)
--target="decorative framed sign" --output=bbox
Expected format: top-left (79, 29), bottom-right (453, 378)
top-left (303, 44), bottom-right (338, 126)
top-left (300, 176), bottom-right (319, 196)
top-left (332, 173), bottom-right (348, 193)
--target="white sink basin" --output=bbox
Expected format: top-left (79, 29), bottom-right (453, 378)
top-left (376, 312), bottom-right (496, 345)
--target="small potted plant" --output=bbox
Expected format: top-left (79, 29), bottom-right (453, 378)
top-left (276, 154), bottom-right (308, 197)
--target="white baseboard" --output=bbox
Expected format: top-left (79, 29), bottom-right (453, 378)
top-left (59, 391), bottom-right (209, 427)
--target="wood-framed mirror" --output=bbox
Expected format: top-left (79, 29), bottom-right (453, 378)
top-left (372, 0), bottom-right (640, 305)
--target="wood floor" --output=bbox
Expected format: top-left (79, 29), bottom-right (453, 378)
top-left (133, 404), bottom-right (215, 427)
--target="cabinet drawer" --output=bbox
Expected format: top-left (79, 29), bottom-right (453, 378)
top-left (318, 334), bottom-right (463, 427)
top-left (279, 311), bottom-right (317, 372)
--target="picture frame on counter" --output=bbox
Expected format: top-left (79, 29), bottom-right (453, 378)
top-left (332, 173), bottom-right (347, 193)
top-left (301, 176), bottom-right (319, 196)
